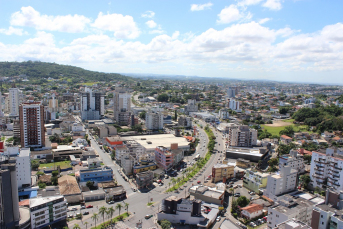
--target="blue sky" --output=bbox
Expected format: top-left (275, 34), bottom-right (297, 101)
top-left (0, 0), bottom-right (343, 84)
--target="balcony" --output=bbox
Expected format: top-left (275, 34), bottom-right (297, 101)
top-left (315, 171), bottom-right (324, 176)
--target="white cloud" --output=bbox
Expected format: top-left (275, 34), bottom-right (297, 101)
top-left (259, 18), bottom-right (271, 24)
top-left (141, 11), bottom-right (155, 18)
top-left (10, 6), bottom-right (90, 33)
top-left (0, 26), bottom-right (26, 36)
top-left (146, 20), bottom-right (157, 28)
top-left (24, 31), bottom-right (55, 46)
top-left (149, 30), bottom-right (164, 34)
top-left (321, 23), bottom-right (343, 42)
top-left (190, 2), bottom-right (213, 11)
top-left (172, 31), bottom-right (180, 39)
top-left (70, 34), bottom-right (112, 46)
top-left (91, 12), bottom-right (140, 39)
top-left (263, 0), bottom-right (283, 11)
top-left (237, 0), bottom-right (263, 6)
top-left (217, 5), bottom-right (242, 24)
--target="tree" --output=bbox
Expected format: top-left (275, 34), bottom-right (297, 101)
top-left (268, 158), bottom-right (279, 167)
top-left (31, 160), bottom-right (40, 170)
top-left (279, 126), bottom-right (295, 138)
top-left (86, 181), bottom-right (95, 189)
top-left (116, 203), bottom-right (123, 216)
top-left (36, 171), bottom-right (45, 177)
top-left (91, 213), bottom-right (98, 227)
top-left (51, 176), bottom-right (58, 185)
top-left (160, 219), bottom-right (172, 229)
top-left (139, 111), bottom-right (146, 120)
top-left (236, 196), bottom-right (250, 207)
top-left (124, 203), bottom-right (129, 214)
top-left (303, 155), bottom-right (312, 164)
top-left (277, 143), bottom-right (297, 155)
top-left (107, 207), bottom-right (115, 223)
top-left (157, 93), bottom-right (169, 102)
top-left (73, 224), bottom-right (81, 229)
top-left (99, 206), bottom-right (107, 223)
top-left (300, 174), bottom-right (311, 189)
top-left (84, 222), bottom-right (88, 229)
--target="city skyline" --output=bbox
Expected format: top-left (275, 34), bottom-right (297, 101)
top-left (0, 0), bottom-right (343, 84)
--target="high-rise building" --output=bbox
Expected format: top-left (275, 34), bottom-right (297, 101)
top-left (145, 109), bottom-right (164, 130)
top-left (184, 99), bottom-right (198, 114)
top-left (9, 88), bottom-right (21, 116)
top-left (228, 99), bottom-right (240, 111)
top-left (80, 87), bottom-right (105, 121)
top-left (227, 87), bottom-right (236, 98)
top-left (0, 160), bottom-right (20, 229)
top-left (228, 125), bottom-right (257, 147)
top-left (0, 90), bottom-right (4, 117)
top-left (113, 87), bottom-right (131, 125)
top-left (19, 102), bottom-right (45, 148)
top-left (16, 148), bottom-right (31, 189)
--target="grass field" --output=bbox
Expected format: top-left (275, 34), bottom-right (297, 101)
top-left (261, 120), bottom-right (310, 136)
top-left (39, 160), bottom-right (71, 169)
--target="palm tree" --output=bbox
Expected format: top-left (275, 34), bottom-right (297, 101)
top-left (99, 206), bottom-right (107, 223)
top-left (91, 213), bottom-right (98, 227)
top-left (124, 203), bottom-right (129, 215)
top-left (106, 209), bottom-right (111, 221)
top-left (108, 206), bottom-right (115, 223)
top-left (171, 177), bottom-right (176, 186)
top-left (116, 203), bottom-right (123, 216)
top-left (84, 222), bottom-right (88, 229)
top-left (73, 224), bottom-right (81, 229)
top-left (168, 182), bottom-right (171, 188)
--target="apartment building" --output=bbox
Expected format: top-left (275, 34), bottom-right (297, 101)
top-left (267, 195), bottom-right (314, 229)
top-left (229, 125), bottom-right (258, 147)
top-left (9, 88), bottom-right (21, 116)
top-left (185, 99), bottom-right (198, 114)
top-left (243, 169), bottom-right (269, 193)
top-left (228, 99), bottom-right (240, 111)
top-left (113, 87), bottom-right (131, 125)
top-left (155, 146), bottom-right (174, 171)
top-left (145, 109), bottom-right (164, 130)
top-left (16, 148), bottom-right (31, 189)
top-left (219, 108), bottom-right (230, 120)
top-left (212, 164), bottom-right (234, 183)
top-left (279, 149), bottom-right (305, 173)
top-left (19, 102), bottom-right (45, 148)
top-left (80, 87), bottom-right (105, 121)
top-left (264, 165), bottom-right (298, 202)
top-left (227, 87), bottom-right (236, 98)
top-left (30, 196), bottom-right (67, 229)
top-left (114, 145), bottom-right (129, 163)
top-left (178, 116), bottom-right (192, 128)
top-left (310, 148), bottom-right (343, 191)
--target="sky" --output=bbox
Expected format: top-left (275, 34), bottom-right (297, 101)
top-left (0, 0), bottom-right (343, 84)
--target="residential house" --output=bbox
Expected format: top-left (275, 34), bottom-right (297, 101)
top-left (241, 204), bottom-right (264, 220)
top-left (280, 135), bottom-right (293, 144)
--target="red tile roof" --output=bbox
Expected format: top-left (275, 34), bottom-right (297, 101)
top-left (241, 204), bottom-right (263, 213)
top-left (281, 135), bottom-right (292, 140)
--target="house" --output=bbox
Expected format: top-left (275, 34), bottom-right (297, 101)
top-left (280, 135), bottom-right (292, 144)
top-left (332, 136), bottom-right (343, 144)
top-left (241, 204), bottom-right (264, 220)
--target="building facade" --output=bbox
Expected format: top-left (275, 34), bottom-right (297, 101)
top-left (228, 125), bottom-right (258, 147)
top-left (80, 87), bottom-right (105, 121)
top-left (243, 169), bottom-right (269, 193)
top-left (279, 149), bottom-right (305, 173)
top-left (145, 109), bottom-right (164, 130)
top-left (155, 146), bottom-right (174, 171)
top-left (9, 88), bottom-right (21, 116)
top-left (185, 99), bottom-right (198, 114)
top-left (79, 167), bottom-right (113, 186)
top-left (16, 148), bottom-right (31, 189)
top-left (113, 87), bottom-right (131, 125)
top-left (212, 164), bottom-right (234, 183)
top-left (19, 102), bottom-right (45, 148)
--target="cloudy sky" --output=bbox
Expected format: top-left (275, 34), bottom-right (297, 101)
top-left (1, 0), bottom-right (343, 84)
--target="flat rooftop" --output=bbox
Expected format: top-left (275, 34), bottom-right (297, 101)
top-left (30, 195), bottom-right (64, 208)
top-left (19, 148), bottom-right (30, 157)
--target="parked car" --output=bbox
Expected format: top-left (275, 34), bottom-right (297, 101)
top-left (234, 193), bottom-right (240, 197)
top-left (71, 207), bottom-right (77, 211)
top-left (81, 206), bottom-right (86, 209)
top-left (197, 181), bottom-right (201, 184)
top-left (145, 214), bottom-right (153, 219)
top-left (216, 216), bottom-right (221, 222)
top-left (108, 201), bottom-right (114, 204)
top-left (82, 211), bottom-right (89, 215)
top-left (86, 205), bottom-right (93, 208)
top-left (68, 214), bottom-right (74, 218)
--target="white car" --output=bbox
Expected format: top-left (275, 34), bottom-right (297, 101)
top-left (216, 216), bottom-right (221, 221)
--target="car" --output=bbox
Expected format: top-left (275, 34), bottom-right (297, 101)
top-left (234, 193), bottom-right (240, 197)
top-left (108, 201), bottom-right (114, 204)
top-left (81, 206), bottom-right (86, 209)
top-left (197, 181), bottom-right (201, 184)
top-left (71, 207), bottom-right (77, 211)
top-left (83, 211), bottom-right (89, 215)
top-left (86, 205), bottom-right (93, 208)
top-left (216, 216), bottom-right (221, 222)
top-left (68, 214), bottom-right (74, 218)
top-left (145, 214), bottom-right (153, 219)
top-left (159, 183), bottom-right (163, 186)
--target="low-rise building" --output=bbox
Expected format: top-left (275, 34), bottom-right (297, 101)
top-left (136, 171), bottom-right (154, 189)
top-left (189, 185), bottom-right (225, 205)
top-left (79, 167), bottom-right (113, 186)
top-left (58, 175), bottom-right (82, 204)
top-left (212, 164), bottom-right (234, 183)
top-left (280, 135), bottom-right (293, 144)
top-left (276, 219), bottom-right (312, 229)
top-left (133, 160), bottom-right (157, 174)
top-left (30, 196), bottom-right (67, 229)
top-left (243, 169), bottom-right (269, 193)
top-left (241, 204), bottom-right (264, 220)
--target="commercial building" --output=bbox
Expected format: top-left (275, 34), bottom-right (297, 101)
top-left (80, 87), bottom-right (105, 121)
top-left (79, 167), bottom-right (113, 186)
top-left (228, 125), bottom-right (257, 147)
top-left (113, 87), bottom-right (131, 125)
top-left (189, 185), bottom-right (225, 205)
top-left (58, 175), bottom-right (82, 204)
top-left (185, 99), bottom-right (198, 114)
top-left (219, 108), bottom-right (230, 120)
top-left (279, 149), bottom-right (305, 173)
top-left (225, 147), bottom-right (266, 162)
top-left (267, 195), bottom-right (314, 229)
top-left (178, 116), bottom-right (192, 128)
top-left (133, 160), bottom-right (157, 174)
top-left (212, 164), bottom-right (234, 183)
top-left (30, 196), bottom-right (67, 229)
top-left (243, 169), bottom-right (269, 193)
top-left (9, 87), bottom-right (21, 116)
top-left (19, 102), bottom-right (45, 148)
top-left (155, 144), bottom-right (184, 171)
top-left (135, 170), bottom-right (154, 189)
top-left (264, 165), bottom-right (298, 202)
top-left (16, 148), bottom-right (31, 189)
top-left (277, 219), bottom-right (312, 229)
top-left (145, 109), bottom-right (164, 130)
top-left (0, 162), bottom-right (20, 229)
top-left (310, 148), bottom-right (343, 191)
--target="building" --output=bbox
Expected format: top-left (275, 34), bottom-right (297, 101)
top-left (310, 148), bottom-right (343, 191)
top-left (133, 160), bottom-right (157, 174)
top-left (178, 116), bottom-right (192, 128)
top-left (228, 99), bottom-right (240, 112)
top-left (311, 188), bottom-right (343, 229)
top-left (276, 219), bottom-right (312, 229)
top-left (243, 169), bottom-right (269, 193)
top-left (113, 87), bottom-right (131, 125)
top-left (189, 185), bottom-right (225, 205)
top-left (228, 125), bottom-right (258, 147)
top-left (115, 145), bottom-right (129, 163)
top-left (219, 108), bottom-right (230, 120)
top-left (267, 195), bottom-right (314, 229)
top-left (19, 102), bottom-right (45, 148)
top-left (279, 149), bottom-right (305, 173)
top-left (0, 162), bottom-right (20, 229)
top-left (227, 87), bottom-right (236, 98)
top-left (121, 154), bottom-right (136, 175)
top-left (212, 164), bottom-right (234, 183)
top-left (9, 88), bottom-right (21, 116)
top-left (155, 146), bottom-right (174, 171)
top-left (58, 175), bottom-right (82, 204)
top-left (281, 135), bottom-right (293, 144)
top-left (30, 196), bottom-right (67, 229)
top-left (80, 87), bottom-right (105, 121)
top-left (16, 148), bottom-right (31, 189)
top-left (79, 167), bottom-right (113, 186)
top-left (241, 204), bottom-right (264, 220)
top-left (185, 99), bottom-right (198, 114)
top-left (136, 170), bottom-right (154, 189)
top-left (264, 165), bottom-right (298, 202)
top-left (145, 109), bottom-right (164, 130)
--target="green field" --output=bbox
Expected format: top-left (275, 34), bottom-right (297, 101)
top-left (39, 160), bottom-right (71, 169)
top-left (261, 121), bottom-right (310, 136)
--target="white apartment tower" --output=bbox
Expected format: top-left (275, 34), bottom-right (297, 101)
top-left (228, 125), bottom-right (257, 147)
top-left (310, 148), bottom-right (343, 191)
top-left (80, 87), bottom-right (105, 121)
top-left (16, 148), bottom-right (31, 189)
top-left (113, 87), bottom-right (131, 125)
top-left (145, 109), bottom-right (164, 130)
top-left (185, 99), bottom-right (198, 114)
top-left (279, 149), bottom-right (305, 173)
top-left (228, 99), bottom-right (240, 111)
top-left (9, 88), bottom-right (21, 116)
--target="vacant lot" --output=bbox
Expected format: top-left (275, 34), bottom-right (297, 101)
top-left (261, 119), bottom-right (310, 136)
top-left (39, 161), bottom-right (71, 169)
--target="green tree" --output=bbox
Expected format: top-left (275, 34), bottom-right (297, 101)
top-left (73, 224), bottom-right (81, 229)
top-left (84, 222), bottom-right (88, 229)
top-left (107, 207), bottom-right (115, 223)
top-left (268, 158), bottom-right (279, 167)
top-left (160, 219), bottom-right (172, 229)
top-left (303, 155), bottom-right (312, 164)
top-left (279, 126), bottom-right (295, 138)
top-left (31, 160), bottom-right (40, 170)
top-left (157, 93), bottom-right (169, 102)
top-left (86, 181), bottom-right (94, 189)
top-left (139, 111), bottom-right (146, 120)
top-left (300, 174), bottom-right (311, 189)
top-left (236, 196), bottom-right (250, 207)
top-left (36, 171), bottom-right (45, 177)
top-left (116, 203), bottom-right (123, 216)
top-left (99, 206), bottom-right (107, 223)
top-left (124, 203), bottom-right (129, 214)
top-left (277, 143), bottom-right (297, 155)
top-left (51, 176), bottom-right (58, 185)
top-left (91, 213), bottom-right (98, 227)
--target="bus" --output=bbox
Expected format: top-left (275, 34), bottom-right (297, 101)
top-left (194, 154), bottom-right (200, 161)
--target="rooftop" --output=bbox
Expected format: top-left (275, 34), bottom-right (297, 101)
top-left (19, 148), bottom-right (30, 157)
top-left (30, 195), bottom-right (65, 208)
top-left (58, 175), bottom-right (81, 195)
top-left (241, 204), bottom-right (263, 213)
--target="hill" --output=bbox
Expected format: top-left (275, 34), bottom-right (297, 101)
top-left (0, 61), bottom-right (131, 82)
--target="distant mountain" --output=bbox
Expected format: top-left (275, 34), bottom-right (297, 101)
top-left (0, 61), bottom-right (131, 82)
